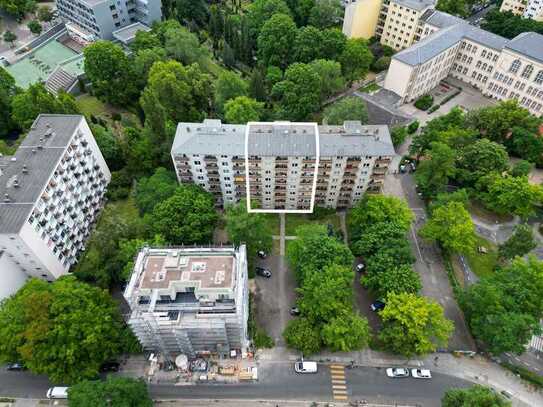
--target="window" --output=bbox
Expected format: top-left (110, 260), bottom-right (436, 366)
top-left (535, 70), bottom-right (543, 85)
top-left (521, 65), bottom-right (534, 79)
top-left (509, 59), bottom-right (521, 74)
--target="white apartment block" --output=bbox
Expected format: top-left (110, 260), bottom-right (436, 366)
top-left (384, 8), bottom-right (543, 117)
top-left (124, 245), bottom-right (249, 359)
top-left (501, 0), bottom-right (543, 21)
top-left (171, 120), bottom-right (395, 213)
top-left (0, 115), bottom-right (111, 299)
top-left (56, 0), bottom-right (162, 40)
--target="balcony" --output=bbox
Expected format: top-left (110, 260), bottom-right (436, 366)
top-left (376, 158), bottom-right (391, 165)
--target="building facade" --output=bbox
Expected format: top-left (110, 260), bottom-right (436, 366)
top-left (342, 0), bottom-right (383, 38)
top-left (171, 120), bottom-right (395, 213)
top-left (500, 0), bottom-right (543, 21)
top-left (124, 246), bottom-right (249, 359)
top-left (0, 115), bottom-right (111, 299)
top-left (383, 10), bottom-right (543, 117)
top-left (55, 0), bottom-right (162, 40)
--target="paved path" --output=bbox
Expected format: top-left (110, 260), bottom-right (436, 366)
top-left (338, 211), bottom-right (348, 245)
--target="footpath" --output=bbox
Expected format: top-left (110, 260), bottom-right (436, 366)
top-left (258, 347), bottom-right (543, 407)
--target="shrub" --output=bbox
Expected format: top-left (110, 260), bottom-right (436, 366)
top-left (407, 120), bottom-right (419, 134)
top-left (371, 56), bottom-right (391, 72)
top-left (414, 94), bottom-right (434, 111)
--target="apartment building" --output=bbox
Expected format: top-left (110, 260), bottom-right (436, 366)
top-left (124, 245), bottom-right (249, 359)
top-left (0, 115), bottom-right (111, 299)
top-left (55, 0), bottom-right (162, 40)
top-left (171, 120), bottom-right (395, 213)
top-left (342, 0), bottom-right (383, 38)
top-left (384, 10), bottom-right (543, 117)
top-left (500, 0), bottom-right (543, 21)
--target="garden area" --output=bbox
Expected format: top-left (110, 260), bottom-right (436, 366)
top-left (284, 210), bottom-right (341, 236)
top-left (464, 235), bottom-right (498, 279)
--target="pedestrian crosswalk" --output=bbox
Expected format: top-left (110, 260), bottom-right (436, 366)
top-left (329, 364), bottom-right (348, 401)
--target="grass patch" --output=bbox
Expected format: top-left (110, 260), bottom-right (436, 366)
top-left (464, 236), bottom-right (498, 279)
top-left (248, 293), bottom-right (274, 349)
top-left (285, 212), bottom-right (341, 236)
top-left (468, 200), bottom-right (513, 223)
top-left (76, 94), bottom-right (108, 117)
top-left (360, 82), bottom-right (380, 93)
top-left (261, 213), bottom-right (280, 236)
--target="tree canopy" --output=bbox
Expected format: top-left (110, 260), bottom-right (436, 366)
top-left (68, 377), bottom-right (153, 407)
top-left (224, 96), bottom-right (264, 123)
top-left (499, 224), bottom-right (536, 260)
top-left (442, 385), bottom-right (511, 407)
top-left (323, 96), bottom-right (368, 125)
top-left (135, 167), bottom-right (178, 214)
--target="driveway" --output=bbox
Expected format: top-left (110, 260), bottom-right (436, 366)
top-left (254, 214), bottom-right (297, 346)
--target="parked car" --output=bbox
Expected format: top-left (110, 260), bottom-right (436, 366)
top-left (46, 387), bottom-right (69, 399)
top-left (290, 307), bottom-right (300, 316)
top-left (257, 250), bottom-right (267, 259)
top-left (255, 267), bottom-right (272, 278)
top-left (370, 300), bottom-right (385, 312)
top-left (294, 361), bottom-right (318, 373)
top-left (386, 367), bottom-right (410, 378)
top-left (356, 263), bottom-right (365, 273)
top-left (6, 362), bottom-right (26, 371)
top-left (411, 368), bottom-right (432, 379)
top-left (100, 361), bottom-right (120, 372)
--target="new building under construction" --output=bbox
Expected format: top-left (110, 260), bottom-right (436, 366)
top-left (123, 245), bottom-right (249, 359)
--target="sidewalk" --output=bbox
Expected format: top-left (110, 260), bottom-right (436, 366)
top-left (258, 347), bottom-right (543, 407)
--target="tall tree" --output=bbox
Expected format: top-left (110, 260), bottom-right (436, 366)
top-left (224, 96), bottom-right (264, 123)
top-left (442, 385), bottom-right (511, 407)
top-left (149, 184), bottom-right (218, 245)
top-left (247, 0), bottom-right (292, 39)
top-left (68, 377), bottom-right (153, 407)
top-left (309, 59), bottom-right (345, 101)
top-left (175, 0), bottom-right (208, 26)
top-left (0, 0), bottom-right (35, 19)
top-left (379, 293), bottom-right (454, 357)
top-left (499, 224), bottom-right (537, 260)
top-left (214, 71), bottom-right (248, 114)
top-left (340, 38), bottom-right (373, 84)
top-left (257, 13), bottom-right (297, 68)
top-left (293, 25), bottom-right (324, 63)
top-left (320, 28), bottom-right (347, 61)
top-left (415, 142), bottom-right (456, 198)
top-left (436, 0), bottom-right (468, 17)
top-left (271, 62), bottom-right (321, 120)
top-left (84, 41), bottom-right (137, 106)
top-left (349, 194), bottom-right (413, 236)
top-left (0, 67), bottom-right (17, 137)
top-left (286, 0), bottom-right (315, 26)
top-left (283, 317), bottom-right (322, 355)
top-left (420, 201), bottom-right (476, 254)
top-left (362, 264), bottom-right (422, 297)
top-left (456, 138), bottom-right (509, 185)
top-left (308, 0), bottom-right (342, 28)
top-left (321, 311), bottom-right (371, 352)
top-left (323, 96), bottom-right (368, 125)
top-left (0, 277), bottom-right (127, 383)
top-left (135, 167), bottom-right (178, 214)
top-left (164, 25), bottom-right (211, 68)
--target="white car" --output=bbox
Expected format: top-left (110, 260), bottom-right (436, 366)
top-left (411, 368), bottom-right (432, 379)
top-left (294, 361), bottom-right (317, 373)
top-left (386, 367), bottom-right (409, 378)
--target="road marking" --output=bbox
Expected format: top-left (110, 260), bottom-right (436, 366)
top-left (329, 364), bottom-right (348, 401)
top-left (332, 385), bottom-right (347, 390)
top-left (331, 379), bottom-right (345, 384)
top-left (334, 395), bottom-right (348, 400)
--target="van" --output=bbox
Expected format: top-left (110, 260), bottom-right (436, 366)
top-left (294, 361), bottom-right (317, 373)
top-left (46, 387), bottom-right (69, 399)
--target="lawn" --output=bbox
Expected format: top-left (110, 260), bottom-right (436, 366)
top-left (284, 213), bottom-right (341, 236)
top-left (261, 213), bottom-right (280, 236)
top-left (360, 82), bottom-right (380, 93)
top-left (76, 94), bottom-right (108, 118)
top-left (465, 235), bottom-right (498, 279)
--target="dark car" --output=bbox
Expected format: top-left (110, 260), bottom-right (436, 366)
top-left (6, 362), bottom-right (26, 371)
top-left (290, 307), bottom-right (301, 316)
top-left (255, 267), bottom-right (272, 278)
top-left (100, 361), bottom-right (120, 372)
top-left (356, 263), bottom-right (365, 273)
top-left (370, 300), bottom-right (386, 312)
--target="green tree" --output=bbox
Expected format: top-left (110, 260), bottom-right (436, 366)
top-left (499, 224), bottom-right (537, 260)
top-left (27, 19), bottom-right (41, 35)
top-left (224, 96), bottom-right (264, 123)
top-left (0, 277), bottom-right (127, 383)
top-left (510, 159), bottom-right (534, 178)
top-left (351, 221), bottom-right (407, 258)
top-left (283, 317), bottom-right (322, 355)
top-left (456, 138), bottom-right (509, 185)
top-left (379, 293), bottom-right (454, 356)
top-left (420, 201), bottom-right (476, 254)
top-left (140, 60), bottom-right (212, 140)
top-left (321, 311), bottom-right (371, 352)
top-left (132, 47), bottom-right (167, 90)
top-left (308, 59), bottom-right (344, 100)
top-left (323, 96), bottom-right (368, 125)
top-left (320, 28), bottom-right (347, 61)
top-left (149, 184), bottom-right (218, 245)
top-left (442, 385), bottom-right (511, 407)
top-left (247, 0), bottom-right (292, 39)
top-left (90, 124), bottom-right (124, 170)
top-left (362, 264), bottom-right (422, 297)
top-left (249, 68), bottom-right (267, 101)
top-left (130, 30), bottom-right (161, 53)
top-left (225, 200), bottom-right (273, 263)
top-left (372, 56), bottom-right (391, 72)
top-left (135, 167), bottom-right (178, 214)
top-left (37, 5), bottom-right (53, 22)
top-left (390, 126), bottom-right (408, 146)
top-left (481, 8), bottom-right (543, 39)
top-left (214, 71), bottom-right (248, 114)
top-left (286, 0), bottom-right (315, 26)
top-left (209, 5), bottom-right (224, 48)
top-left (68, 377), bottom-right (153, 407)
top-left (506, 126), bottom-right (543, 167)
top-left (121, 126), bottom-right (156, 178)
top-left (2, 30), bottom-right (17, 46)
top-left (308, 0), bottom-right (342, 29)
top-left (349, 194), bottom-right (413, 236)
top-left (84, 41), bottom-right (137, 106)
top-left (271, 62), bottom-right (321, 120)
top-left (257, 13), bottom-right (297, 68)
top-left (11, 83), bottom-right (79, 130)
top-left (0, 0), bottom-right (35, 19)
top-left (164, 25), bottom-right (211, 68)
top-left (287, 224), bottom-right (354, 283)
top-left (293, 25), bottom-right (324, 63)
top-left (415, 142), bottom-right (456, 198)
top-left (478, 174), bottom-right (542, 219)
top-left (0, 66), bottom-right (17, 137)
top-left (175, 0), bottom-right (208, 26)
top-left (340, 38), bottom-right (373, 84)
top-left (436, 0), bottom-right (468, 17)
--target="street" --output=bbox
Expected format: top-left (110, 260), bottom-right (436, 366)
top-left (0, 362), bottom-right (472, 406)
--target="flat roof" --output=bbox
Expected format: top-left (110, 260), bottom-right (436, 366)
top-left (112, 22), bottom-right (151, 44)
top-left (247, 122), bottom-right (317, 156)
top-left (392, 0), bottom-right (435, 11)
top-left (0, 115), bottom-right (83, 233)
top-left (138, 251), bottom-right (235, 290)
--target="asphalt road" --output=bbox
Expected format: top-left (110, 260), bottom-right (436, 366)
top-left (0, 362), bottom-right (471, 405)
